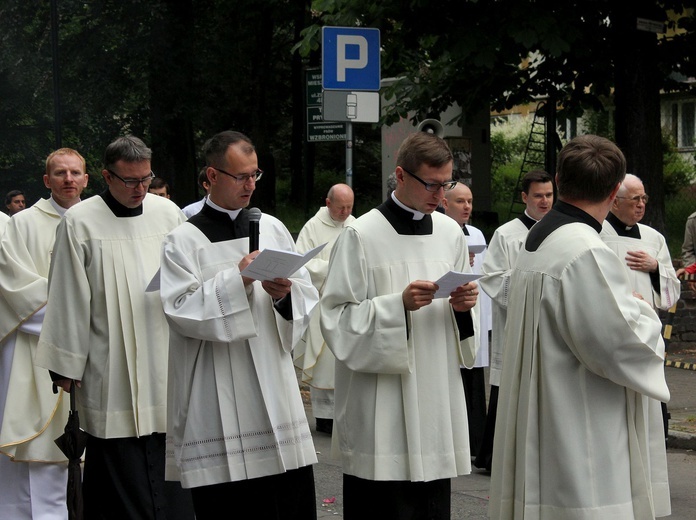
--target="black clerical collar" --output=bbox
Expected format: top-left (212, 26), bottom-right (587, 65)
top-left (377, 197), bottom-right (433, 235)
top-left (606, 211), bottom-right (641, 239)
top-left (188, 203), bottom-right (253, 243)
top-left (517, 212), bottom-right (537, 230)
top-left (99, 189), bottom-right (143, 217)
top-left (525, 200), bottom-right (602, 251)
top-left (462, 224), bottom-right (470, 236)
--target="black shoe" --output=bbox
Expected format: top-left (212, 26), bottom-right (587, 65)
top-left (316, 418), bottom-right (333, 434)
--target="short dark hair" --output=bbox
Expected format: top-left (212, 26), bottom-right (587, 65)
top-left (396, 132), bottom-right (453, 173)
top-left (556, 135), bottom-right (626, 203)
top-left (197, 168), bottom-right (209, 189)
top-left (521, 170), bottom-right (553, 194)
top-left (5, 189), bottom-right (24, 205)
top-left (149, 177), bottom-right (169, 192)
top-left (202, 130), bottom-right (255, 169)
top-left (103, 135), bottom-right (152, 170)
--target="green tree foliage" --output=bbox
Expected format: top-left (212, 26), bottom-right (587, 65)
top-left (298, 0), bottom-right (696, 232)
top-left (0, 0), bottom-right (311, 210)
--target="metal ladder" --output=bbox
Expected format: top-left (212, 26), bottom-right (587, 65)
top-left (507, 100), bottom-right (551, 220)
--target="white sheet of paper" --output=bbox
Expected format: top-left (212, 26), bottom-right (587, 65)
top-left (433, 271), bottom-right (482, 299)
top-left (240, 243), bottom-right (327, 281)
top-left (467, 244), bottom-right (487, 254)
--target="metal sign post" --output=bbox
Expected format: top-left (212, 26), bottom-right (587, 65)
top-left (346, 122), bottom-right (353, 188)
top-left (322, 26), bottom-right (381, 187)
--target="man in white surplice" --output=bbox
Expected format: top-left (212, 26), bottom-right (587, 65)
top-left (293, 182), bottom-right (355, 435)
top-left (0, 148), bottom-right (88, 519)
top-left (475, 169), bottom-right (554, 471)
top-left (600, 172), bottom-right (678, 515)
top-left (159, 130), bottom-right (319, 519)
top-left (35, 136), bottom-right (193, 519)
top-left (489, 135), bottom-right (670, 519)
top-left (320, 132), bottom-right (480, 519)
top-left (601, 173), bottom-right (680, 312)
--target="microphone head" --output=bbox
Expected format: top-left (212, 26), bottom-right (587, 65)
top-left (248, 207), bottom-right (262, 222)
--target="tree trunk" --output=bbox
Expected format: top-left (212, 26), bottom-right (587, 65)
top-left (613, 2), bottom-right (665, 234)
top-left (148, 0), bottom-right (198, 208)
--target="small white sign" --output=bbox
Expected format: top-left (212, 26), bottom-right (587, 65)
top-left (323, 90), bottom-right (380, 123)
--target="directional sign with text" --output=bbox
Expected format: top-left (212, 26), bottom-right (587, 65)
top-left (322, 26), bottom-right (380, 91)
top-left (305, 69), bottom-right (347, 142)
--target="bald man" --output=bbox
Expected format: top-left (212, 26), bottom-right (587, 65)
top-left (442, 183), bottom-right (491, 456)
top-left (600, 173), bottom-right (679, 479)
top-left (294, 183), bottom-right (355, 434)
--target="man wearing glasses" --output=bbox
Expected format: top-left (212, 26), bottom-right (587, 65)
top-left (320, 132), bottom-right (479, 519)
top-left (600, 172), bottom-right (679, 481)
top-left (36, 136), bottom-right (193, 519)
top-left (158, 130), bottom-right (319, 519)
top-left (601, 173), bottom-right (679, 312)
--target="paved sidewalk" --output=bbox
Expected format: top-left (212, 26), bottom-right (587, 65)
top-left (664, 344), bottom-right (696, 449)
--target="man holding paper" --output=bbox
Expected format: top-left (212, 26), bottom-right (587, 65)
top-left (320, 132), bottom-right (479, 519)
top-left (158, 130), bottom-right (319, 519)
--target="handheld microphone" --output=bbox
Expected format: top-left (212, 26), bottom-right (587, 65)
top-left (248, 207), bottom-right (262, 253)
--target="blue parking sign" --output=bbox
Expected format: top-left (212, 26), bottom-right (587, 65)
top-left (322, 27), bottom-right (380, 91)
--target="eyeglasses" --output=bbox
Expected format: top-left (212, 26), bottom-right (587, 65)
top-left (107, 169), bottom-right (155, 189)
top-left (402, 168), bottom-right (457, 192)
top-left (211, 167), bottom-right (263, 184)
top-left (616, 194), bottom-right (649, 204)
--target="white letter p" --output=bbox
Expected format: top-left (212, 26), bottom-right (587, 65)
top-left (337, 35), bottom-right (368, 82)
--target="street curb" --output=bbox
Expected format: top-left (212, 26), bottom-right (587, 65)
top-left (665, 359), bottom-right (696, 371)
top-left (667, 430), bottom-right (696, 451)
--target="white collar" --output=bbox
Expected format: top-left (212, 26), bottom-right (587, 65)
top-left (391, 192), bottom-right (425, 220)
top-left (49, 196), bottom-right (76, 217)
top-left (206, 198), bottom-right (243, 220)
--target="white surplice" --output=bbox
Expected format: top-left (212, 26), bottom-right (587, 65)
top-left (320, 206), bottom-right (479, 482)
top-left (0, 211), bottom-right (8, 233)
top-left (293, 206), bottom-right (355, 419)
top-left (600, 220), bottom-right (680, 311)
top-left (479, 217), bottom-right (532, 386)
top-left (35, 193), bottom-right (186, 439)
top-left (464, 223), bottom-right (491, 368)
top-left (600, 217), bottom-right (678, 516)
top-left (159, 213), bottom-right (318, 489)
top-left (0, 198), bottom-right (70, 520)
top-left (0, 198), bottom-right (70, 462)
top-left (490, 208), bottom-right (670, 519)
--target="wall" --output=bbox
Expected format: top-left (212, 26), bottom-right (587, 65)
top-left (667, 280), bottom-right (696, 350)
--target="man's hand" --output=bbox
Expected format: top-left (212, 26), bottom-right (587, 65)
top-left (402, 280), bottom-right (438, 311)
top-left (625, 250), bottom-right (658, 273)
top-left (262, 278), bottom-right (292, 300)
top-left (676, 268), bottom-right (696, 292)
top-left (239, 251), bottom-right (260, 287)
top-left (449, 281), bottom-right (478, 312)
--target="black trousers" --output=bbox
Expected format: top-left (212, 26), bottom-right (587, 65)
top-left (460, 366), bottom-right (487, 455)
top-left (190, 465), bottom-right (317, 520)
top-left (83, 433), bottom-right (194, 520)
top-left (474, 384), bottom-right (499, 472)
top-left (343, 473), bottom-right (450, 520)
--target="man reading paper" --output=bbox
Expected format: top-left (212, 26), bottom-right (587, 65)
top-left (158, 130), bottom-right (319, 520)
top-left (320, 132), bottom-right (479, 519)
